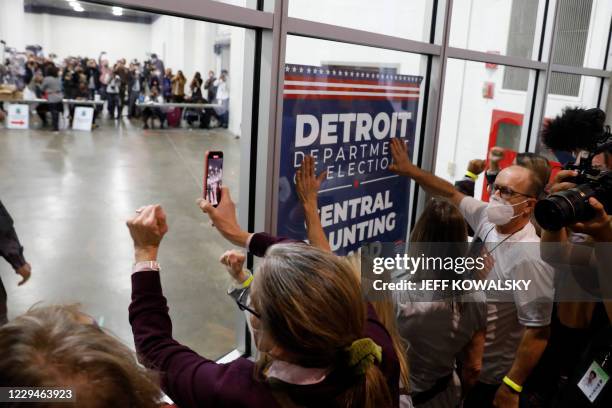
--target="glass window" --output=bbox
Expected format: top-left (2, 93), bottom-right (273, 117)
top-left (281, 36), bottom-right (428, 254)
top-left (288, 0), bottom-right (432, 42)
top-left (536, 74), bottom-right (603, 161)
top-left (450, 0), bottom-right (544, 58)
top-left (552, 0), bottom-right (612, 69)
top-left (436, 59), bottom-right (534, 201)
top-left (502, 0), bottom-right (540, 91)
top-left (1, 0), bottom-right (253, 359)
top-left (211, 0), bottom-right (261, 9)
top-left (545, 73), bottom-right (602, 116)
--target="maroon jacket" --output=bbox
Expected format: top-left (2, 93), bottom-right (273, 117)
top-left (129, 233), bottom-right (400, 407)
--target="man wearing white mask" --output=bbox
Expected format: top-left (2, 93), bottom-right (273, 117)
top-left (389, 138), bottom-right (554, 408)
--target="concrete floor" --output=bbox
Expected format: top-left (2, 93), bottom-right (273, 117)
top-left (0, 118), bottom-right (243, 359)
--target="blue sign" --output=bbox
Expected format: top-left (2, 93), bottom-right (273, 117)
top-left (278, 64), bottom-right (423, 255)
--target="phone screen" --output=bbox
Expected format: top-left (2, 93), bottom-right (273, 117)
top-left (205, 151), bottom-right (223, 207)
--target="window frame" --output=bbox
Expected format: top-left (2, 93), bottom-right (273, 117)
top-left (83, 0), bottom-right (612, 362)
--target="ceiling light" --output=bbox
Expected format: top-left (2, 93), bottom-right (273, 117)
top-left (69, 1), bottom-right (84, 12)
top-left (112, 6), bottom-right (123, 16)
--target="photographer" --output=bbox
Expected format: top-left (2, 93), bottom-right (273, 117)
top-left (389, 138), bottom-right (554, 408)
top-left (535, 107), bottom-right (612, 407)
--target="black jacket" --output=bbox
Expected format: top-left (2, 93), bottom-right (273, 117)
top-left (0, 201), bottom-right (26, 271)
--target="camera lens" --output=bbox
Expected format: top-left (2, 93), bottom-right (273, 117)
top-left (535, 185), bottom-right (596, 231)
top-left (535, 193), bottom-right (575, 231)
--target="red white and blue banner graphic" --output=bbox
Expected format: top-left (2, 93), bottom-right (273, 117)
top-left (278, 64), bottom-right (423, 255)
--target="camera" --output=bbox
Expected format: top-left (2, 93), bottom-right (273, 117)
top-left (535, 163), bottom-right (612, 231)
top-left (535, 108), bottom-right (612, 231)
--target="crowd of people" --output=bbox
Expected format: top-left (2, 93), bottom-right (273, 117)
top-left (1, 51), bottom-right (230, 131)
top-left (0, 107), bottom-right (611, 407)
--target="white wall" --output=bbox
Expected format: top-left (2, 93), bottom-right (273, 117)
top-left (150, 16), bottom-right (185, 73)
top-left (149, 16), bottom-right (244, 136)
top-left (228, 27), bottom-right (246, 137)
top-left (286, 0), bottom-right (610, 197)
top-left (6, 0), bottom-right (609, 147)
top-left (0, 0), bottom-right (25, 51)
top-left (288, 0), bottom-right (432, 41)
top-left (5, 3), bottom-right (246, 136)
top-left (435, 0), bottom-right (611, 194)
top-left (286, 0), bottom-right (429, 73)
top-left (22, 12), bottom-right (150, 63)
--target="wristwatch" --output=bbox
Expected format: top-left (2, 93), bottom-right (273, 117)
top-left (132, 260), bottom-right (161, 274)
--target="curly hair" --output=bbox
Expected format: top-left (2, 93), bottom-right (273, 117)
top-left (541, 107), bottom-right (606, 152)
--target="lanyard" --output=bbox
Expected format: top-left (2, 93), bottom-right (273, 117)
top-left (482, 225), bottom-right (518, 255)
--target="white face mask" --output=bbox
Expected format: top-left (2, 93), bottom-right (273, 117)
top-left (486, 195), bottom-right (528, 226)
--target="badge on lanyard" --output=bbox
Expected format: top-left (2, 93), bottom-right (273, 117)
top-left (577, 361), bottom-right (609, 403)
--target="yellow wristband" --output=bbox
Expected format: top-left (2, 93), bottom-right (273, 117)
top-left (241, 273), bottom-right (254, 288)
top-left (465, 170), bottom-right (478, 181)
top-left (503, 376), bottom-right (523, 393)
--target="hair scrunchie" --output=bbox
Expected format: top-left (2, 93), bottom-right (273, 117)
top-left (346, 337), bottom-right (382, 376)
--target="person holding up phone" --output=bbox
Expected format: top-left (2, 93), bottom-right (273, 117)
top-left (203, 151), bottom-right (224, 207)
top-left (126, 205), bottom-right (400, 407)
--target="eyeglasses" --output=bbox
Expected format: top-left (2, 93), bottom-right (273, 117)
top-left (491, 183), bottom-right (534, 200)
top-left (235, 289), bottom-right (261, 319)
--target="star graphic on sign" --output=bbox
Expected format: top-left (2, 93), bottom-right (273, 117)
top-left (299, 67), bottom-right (304, 73)
top-left (332, 70), bottom-right (336, 75)
top-left (292, 67), bottom-right (297, 72)
top-left (307, 68), bottom-right (311, 73)
top-left (285, 66), bottom-right (290, 72)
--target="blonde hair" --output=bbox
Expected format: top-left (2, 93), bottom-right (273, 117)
top-left (252, 243), bottom-right (394, 407)
top-left (0, 305), bottom-right (162, 408)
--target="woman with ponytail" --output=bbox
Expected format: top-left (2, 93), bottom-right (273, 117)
top-left (288, 157), bottom-right (486, 407)
top-left (127, 205), bottom-right (400, 407)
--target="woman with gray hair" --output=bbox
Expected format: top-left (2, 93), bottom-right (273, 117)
top-left (126, 204), bottom-right (401, 407)
top-left (0, 304), bottom-right (164, 407)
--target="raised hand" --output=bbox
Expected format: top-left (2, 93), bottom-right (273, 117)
top-left (219, 249), bottom-right (249, 283)
top-left (296, 156), bottom-right (326, 211)
top-left (488, 146), bottom-right (505, 172)
top-left (388, 138), bottom-right (415, 177)
top-left (126, 204), bottom-right (169, 262)
top-left (468, 159), bottom-right (487, 175)
top-left (198, 187), bottom-right (250, 247)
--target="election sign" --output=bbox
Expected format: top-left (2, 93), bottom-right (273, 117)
top-left (72, 106), bottom-right (94, 131)
top-left (278, 64), bottom-right (423, 255)
top-left (7, 104), bottom-right (29, 129)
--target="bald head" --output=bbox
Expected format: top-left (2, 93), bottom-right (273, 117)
top-left (496, 165), bottom-right (543, 198)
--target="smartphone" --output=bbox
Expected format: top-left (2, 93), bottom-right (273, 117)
top-left (204, 151), bottom-right (224, 207)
